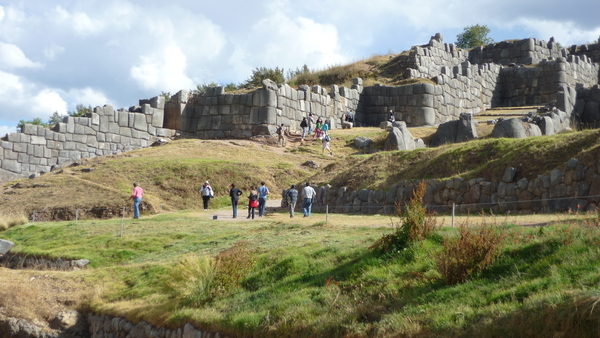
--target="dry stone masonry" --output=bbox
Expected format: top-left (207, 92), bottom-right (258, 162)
top-left (4, 33), bottom-right (600, 182)
top-left (304, 157), bottom-right (600, 215)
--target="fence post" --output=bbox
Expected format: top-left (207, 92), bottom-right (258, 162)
top-left (32, 211), bottom-right (36, 223)
top-left (120, 207), bottom-right (125, 237)
top-left (75, 209), bottom-right (79, 224)
top-left (452, 203), bottom-right (455, 228)
top-left (326, 205), bottom-right (329, 223)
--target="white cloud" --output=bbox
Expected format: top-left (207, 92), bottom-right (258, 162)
top-left (0, 6), bottom-right (4, 22)
top-left (0, 125), bottom-right (16, 136)
top-left (514, 18), bottom-right (600, 45)
top-left (0, 42), bottom-right (42, 69)
top-left (31, 89), bottom-right (68, 117)
top-left (65, 87), bottom-right (111, 109)
top-left (43, 44), bottom-right (65, 60)
top-left (130, 44), bottom-right (194, 92)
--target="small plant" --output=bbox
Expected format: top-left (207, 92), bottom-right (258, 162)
top-left (163, 254), bottom-right (218, 307)
top-left (0, 211), bottom-right (28, 230)
top-left (370, 180), bottom-right (438, 252)
top-left (435, 223), bottom-right (505, 285)
top-left (213, 241), bottom-right (257, 298)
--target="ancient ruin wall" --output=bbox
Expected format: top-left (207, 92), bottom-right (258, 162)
top-left (307, 158), bottom-right (600, 215)
top-left (0, 100), bottom-right (172, 182)
top-left (163, 80), bottom-right (363, 138)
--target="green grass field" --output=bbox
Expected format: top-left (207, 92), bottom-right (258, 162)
top-left (3, 209), bottom-right (600, 337)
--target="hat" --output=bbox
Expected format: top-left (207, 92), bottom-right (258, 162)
top-left (205, 181), bottom-right (209, 184)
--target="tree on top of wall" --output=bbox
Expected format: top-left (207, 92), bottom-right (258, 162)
top-left (455, 24), bottom-right (494, 49)
top-left (243, 67), bottom-right (285, 88)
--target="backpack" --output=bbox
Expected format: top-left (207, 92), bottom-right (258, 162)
top-left (324, 134), bottom-right (331, 142)
top-left (277, 127), bottom-right (282, 135)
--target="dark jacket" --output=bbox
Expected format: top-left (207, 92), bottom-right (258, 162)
top-left (230, 188), bottom-right (243, 201)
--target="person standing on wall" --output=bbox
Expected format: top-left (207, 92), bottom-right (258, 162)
top-left (277, 123), bottom-right (286, 147)
top-left (286, 184), bottom-right (298, 218)
top-left (200, 181), bottom-right (214, 211)
top-left (300, 117), bottom-right (308, 140)
top-left (257, 181), bottom-right (270, 217)
top-left (302, 182), bottom-right (316, 218)
top-left (247, 187), bottom-right (259, 219)
top-left (129, 182), bottom-right (144, 219)
top-left (229, 183), bottom-right (243, 218)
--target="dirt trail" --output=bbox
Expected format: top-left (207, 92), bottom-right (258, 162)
top-left (205, 199), bottom-right (283, 221)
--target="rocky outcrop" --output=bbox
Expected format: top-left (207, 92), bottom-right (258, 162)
top-left (384, 122), bottom-right (417, 151)
top-left (430, 112), bottom-right (478, 147)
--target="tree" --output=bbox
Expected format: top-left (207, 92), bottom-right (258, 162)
top-left (243, 67), bottom-right (285, 88)
top-left (68, 103), bottom-right (93, 117)
top-left (456, 24), bottom-right (493, 49)
top-left (17, 118), bottom-right (48, 131)
top-left (48, 111), bottom-right (66, 126)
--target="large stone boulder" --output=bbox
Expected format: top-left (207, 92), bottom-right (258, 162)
top-left (354, 137), bottom-right (373, 149)
top-left (0, 239), bottom-right (14, 254)
top-left (456, 112), bottom-right (478, 142)
top-left (384, 122), bottom-right (417, 151)
top-left (491, 118), bottom-right (528, 138)
top-left (430, 120), bottom-right (459, 147)
top-left (430, 113), bottom-right (477, 147)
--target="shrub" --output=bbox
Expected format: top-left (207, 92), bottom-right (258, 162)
top-left (370, 181), bottom-right (438, 252)
top-left (213, 241), bottom-right (258, 298)
top-left (163, 255), bottom-right (218, 307)
top-left (163, 241), bottom-right (258, 306)
top-left (243, 67), bottom-right (285, 88)
top-left (435, 223), bottom-right (505, 285)
top-left (0, 211), bottom-right (28, 231)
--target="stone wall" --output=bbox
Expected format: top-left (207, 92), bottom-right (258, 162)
top-left (87, 314), bottom-right (227, 338)
top-left (305, 158), bottom-right (600, 215)
top-left (164, 80), bottom-right (363, 138)
top-left (469, 38), bottom-right (565, 66)
top-left (356, 63), bottom-right (502, 125)
top-left (0, 100), bottom-right (172, 182)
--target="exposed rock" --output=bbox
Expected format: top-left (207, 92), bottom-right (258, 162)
top-left (302, 161), bottom-right (319, 169)
top-left (503, 167), bottom-right (517, 183)
top-left (354, 137), bottom-right (373, 149)
top-left (491, 118), bottom-right (528, 138)
top-left (384, 122), bottom-right (416, 151)
top-left (0, 239), bottom-right (14, 254)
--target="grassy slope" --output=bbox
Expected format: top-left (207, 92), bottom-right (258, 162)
top-left (2, 211), bottom-right (600, 337)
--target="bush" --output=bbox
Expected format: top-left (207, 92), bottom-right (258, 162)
top-left (370, 181), bottom-right (438, 252)
top-left (435, 223), bottom-right (505, 285)
top-left (163, 241), bottom-right (257, 306)
top-left (163, 255), bottom-right (218, 307)
top-left (243, 67), bottom-right (285, 88)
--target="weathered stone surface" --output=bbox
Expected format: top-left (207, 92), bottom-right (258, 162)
top-left (0, 239), bottom-right (14, 254)
top-left (354, 137), bottom-right (373, 149)
top-left (503, 167), bottom-right (517, 183)
top-left (430, 120), bottom-right (459, 147)
top-left (491, 118), bottom-right (527, 138)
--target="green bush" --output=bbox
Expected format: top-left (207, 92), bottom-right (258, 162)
top-left (370, 180), bottom-right (438, 253)
top-left (436, 223), bottom-right (505, 285)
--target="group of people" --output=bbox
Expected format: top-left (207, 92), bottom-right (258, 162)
top-left (128, 180), bottom-right (319, 220)
top-left (228, 181), bottom-right (316, 219)
top-left (299, 113), bottom-right (333, 155)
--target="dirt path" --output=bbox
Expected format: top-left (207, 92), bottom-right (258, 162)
top-left (204, 199), bottom-right (284, 221)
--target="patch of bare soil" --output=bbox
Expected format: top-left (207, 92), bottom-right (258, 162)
top-left (0, 269), bottom-right (89, 329)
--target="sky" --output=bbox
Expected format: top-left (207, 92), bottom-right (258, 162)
top-left (1, 0), bottom-right (600, 135)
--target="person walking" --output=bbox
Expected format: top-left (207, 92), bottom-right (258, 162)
top-left (200, 181), bottom-right (214, 211)
top-left (300, 117), bottom-right (308, 140)
top-left (302, 182), bottom-right (316, 217)
top-left (313, 117), bottom-right (323, 139)
top-left (247, 187), bottom-right (259, 219)
top-left (257, 181), bottom-right (270, 217)
top-left (286, 184), bottom-right (299, 218)
top-left (229, 183), bottom-right (243, 218)
top-left (308, 113), bottom-right (314, 135)
top-left (321, 121), bottom-right (329, 135)
top-left (128, 182), bottom-right (144, 219)
top-left (277, 123), bottom-right (286, 147)
top-left (321, 134), bottom-right (333, 155)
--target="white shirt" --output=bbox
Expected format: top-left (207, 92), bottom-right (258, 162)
top-left (302, 185), bottom-right (316, 199)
